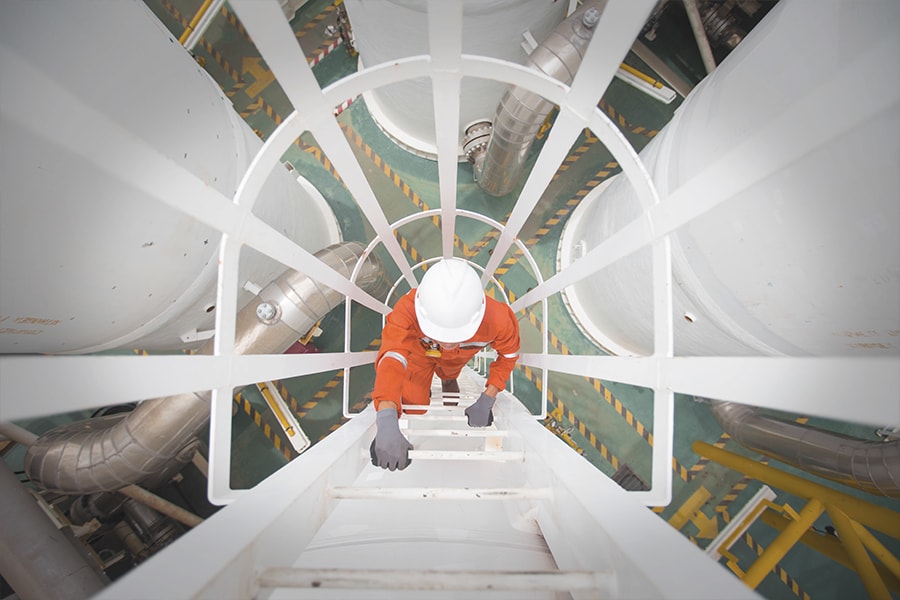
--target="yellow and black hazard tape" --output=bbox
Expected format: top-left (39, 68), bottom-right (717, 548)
top-left (233, 390), bottom-right (295, 461)
top-left (740, 532), bottom-right (812, 600)
top-left (159, 0), bottom-right (242, 87)
top-left (159, 0), bottom-right (189, 37)
top-left (283, 337), bottom-right (381, 417)
top-left (475, 159), bottom-right (620, 273)
top-left (689, 433), bottom-right (730, 481)
top-left (519, 365), bottom-right (621, 471)
top-left (221, 5), bottom-right (251, 43)
top-left (520, 306), bottom-right (695, 483)
top-left (467, 230), bottom-right (498, 256)
top-left (551, 129), bottom-right (598, 181)
top-left (295, 3), bottom-right (336, 39)
top-left (398, 234), bottom-right (423, 264)
top-left (598, 100), bottom-right (659, 139)
top-left (323, 397), bottom-right (370, 439)
top-left (338, 123), bottom-right (479, 258)
top-left (303, 138), bottom-right (431, 265)
top-left (716, 475), bottom-right (753, 517)
top-left (302, 145), bottom-right (344, 183)
top-left (196, 39), bottom-right (242, 90)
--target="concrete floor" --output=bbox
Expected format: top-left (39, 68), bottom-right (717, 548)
top-left (141, 2), bottom-right (900, 599)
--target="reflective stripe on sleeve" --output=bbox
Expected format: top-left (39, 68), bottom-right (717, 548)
top-left (502, 352), bottom-right (519, 359)
top-left (460, 341), bottom-right (489, 349)
top-left (378, 351), bottom-right (408, 369)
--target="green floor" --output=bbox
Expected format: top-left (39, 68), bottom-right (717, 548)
top-left (142, 2), bottom-right (900, 599)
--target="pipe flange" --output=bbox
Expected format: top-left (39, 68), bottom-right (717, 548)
top-left (463, 120), bottom-right (493, 165)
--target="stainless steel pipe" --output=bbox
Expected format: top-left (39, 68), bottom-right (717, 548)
top-left (710, 400), bottom-right (900, 497)
top-left (25, 242), bottom-right (385, 494)
top-left (475, 1), bottom-right (607, 196)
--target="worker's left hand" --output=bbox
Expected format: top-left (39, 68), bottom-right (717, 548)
top-left (465, 392), bottom-right (495, 427)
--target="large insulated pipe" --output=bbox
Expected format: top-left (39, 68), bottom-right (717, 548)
top-left (710, 401), bottom-right (900, 498)
top-left (0, 461), bottom-right (108, 600)
top-left (474, 1), bottom-right (607, 196)
top-left (25, 242), bottom-right (384, 494)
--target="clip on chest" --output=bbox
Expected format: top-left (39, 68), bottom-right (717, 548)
top-left (422, 339), bottom-right (442, 358)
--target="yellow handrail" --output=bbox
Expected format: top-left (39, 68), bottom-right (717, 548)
top-left (619, 62), bottom-right (665, 90)
top-left (694, 441), bottom-right (900, 597)
top-left (179, 0), bottom-right (214, 45)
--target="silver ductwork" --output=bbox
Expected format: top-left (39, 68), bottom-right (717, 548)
top-left (473, 1), bottom-right (607, 196)
top-left (709, 401), bottom-right (900, 498)
top-left (25, 242), bottom-right (385, 494)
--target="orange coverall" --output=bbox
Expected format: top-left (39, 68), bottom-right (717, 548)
top-left (372, 289), bottom-right (520, 413)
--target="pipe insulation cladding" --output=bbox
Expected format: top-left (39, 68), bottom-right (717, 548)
top-left (476, 0), bottom-right (607, 196)
top-left (0, 0), bottom-right (341, 355)
top-left (25, 242), bottom-right (385, 494)
top-left (559, 0), bottom-right (900, 358)
top-left (342, 0), bottom-right (568, 158)
top-left (709, 401), bottom-right (900, 498)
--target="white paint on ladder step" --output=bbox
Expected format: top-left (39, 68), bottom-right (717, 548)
top-left (328, 486), bottom-right (552, 500)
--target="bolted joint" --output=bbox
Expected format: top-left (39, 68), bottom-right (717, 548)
top-left (256, 301), bottom-right (280, 324)
top-left (582, 8), bottom-right (600, 28)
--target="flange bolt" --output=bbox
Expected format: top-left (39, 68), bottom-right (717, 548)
top-left (256, 302), bottom-right (278, 323)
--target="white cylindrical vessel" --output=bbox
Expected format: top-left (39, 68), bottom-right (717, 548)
top-left (0, 0), bottom-right (340, 354)
top-left (559, 0), bottom-right (900, 357)
top-left (343, 0), bottom-right (568, 158)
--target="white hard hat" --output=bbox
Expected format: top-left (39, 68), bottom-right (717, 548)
top-left (415, 259), bottom-right (486, 343)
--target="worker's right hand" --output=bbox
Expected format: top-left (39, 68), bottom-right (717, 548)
top-left (370, 406), bottom-right (413, 471)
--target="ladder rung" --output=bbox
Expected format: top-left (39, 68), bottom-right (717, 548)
top-left (406, 429), bottom-right (508, 437)
top-left (361, 449), bottom-right (521, 461)
top-left (329, 486), bottom-right (552, 500)
top-left (401, 404), bottom-right (471, 412)
top-left (402, 414), bottom-right (469, 421)
top-left (258, 567), bottom-right (615, 592)
top-left (407, 450), bottom-right (522, 461)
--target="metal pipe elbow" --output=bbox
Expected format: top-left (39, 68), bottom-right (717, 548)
top-left (25, 242), bottom-right (385, 494)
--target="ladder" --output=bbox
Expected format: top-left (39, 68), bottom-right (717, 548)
top-left (97, 368), bottom-right (758, 599)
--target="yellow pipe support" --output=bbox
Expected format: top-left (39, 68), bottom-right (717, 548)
top-left (852, 520), bottom-right (900, 583)
top-left (692, 441), bottom-right (900, 539)
top-left (619, 62), bottom-right (665, 89)
top-left (261, 386), bottom-right (295, 437)
top-left (827, 504), bottom-right (891, 600)
top-left (179, 0), bottom-right (214, 45)
top-left (742, 498), bottom-right (824, 589)
top-left (760, 508), bottom-right (900, 594)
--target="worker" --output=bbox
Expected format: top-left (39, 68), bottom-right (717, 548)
top-left (370, 259), bottom-right (520, 471)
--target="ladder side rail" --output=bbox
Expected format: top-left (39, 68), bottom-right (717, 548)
top-left (493, 385), bottom-right (761, 600)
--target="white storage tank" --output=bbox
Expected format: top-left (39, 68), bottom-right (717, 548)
top-left (343, 0), bottom-right (568, 157)
top-left (0, 0), bottom-right (340, 354)
top-left (559, 0), bottom-right (900, 357)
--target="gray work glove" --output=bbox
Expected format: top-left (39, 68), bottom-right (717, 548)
top-left (369, 407), bottom-right (413, 471)
top-left (465, 392), bottom-right (495, 427)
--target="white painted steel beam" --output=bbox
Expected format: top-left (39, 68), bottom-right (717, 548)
top-left (228, 0), bottom-right (417, 289)
top-left (426, 1), bottom-right (464, 259)
top-left (402, 450), bottom-right (524, 461)
top-left (0, 352), bottom-right (374, 422)
top-left (328, 487), bottom-right (550, 500)
top-left (519, 353), bottom-right (900, 426)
